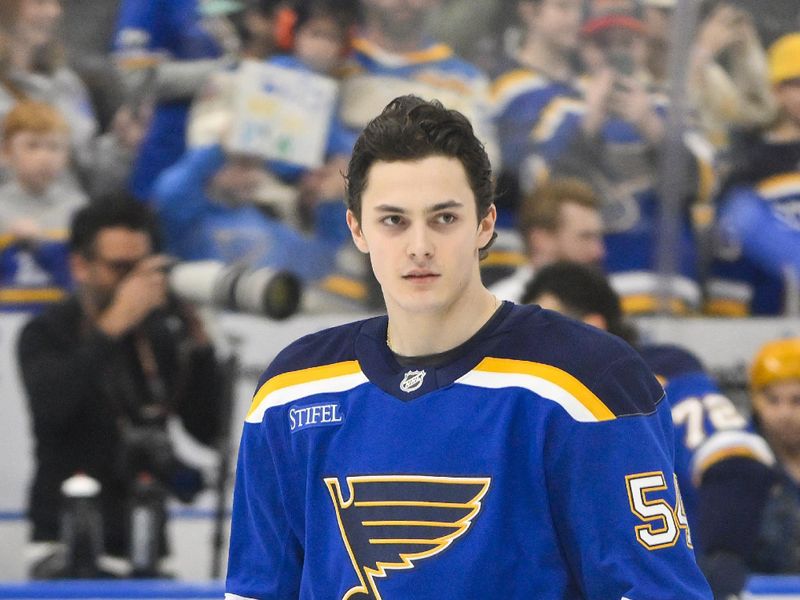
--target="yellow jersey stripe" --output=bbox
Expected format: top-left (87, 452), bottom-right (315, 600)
top-left (459, 357), bottom-right (615, 422)
top-left (757, 173), bottom-right (800, 198)
top-left (351, 38), bottom-right (453, 65)
top-left (0, 288), bottom-right (67, 303)
top-left (246, 360), bottom-right (364, 422)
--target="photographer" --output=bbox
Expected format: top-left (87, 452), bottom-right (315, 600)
top-left (17, 198), bottom-right (223, 578)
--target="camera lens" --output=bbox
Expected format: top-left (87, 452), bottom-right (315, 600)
top-left (168, 260), bottom-right (302, 319)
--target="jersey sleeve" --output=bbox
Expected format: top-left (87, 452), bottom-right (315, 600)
top-left (544, 352), bottom-right (712, 600)
top-left (225, 375), bottom-right (304, 599)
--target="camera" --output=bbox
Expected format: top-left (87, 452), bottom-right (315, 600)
top-left (119, 423), bottom-right (204, 504)
top-left (167, 260), bottom-right (302, 320)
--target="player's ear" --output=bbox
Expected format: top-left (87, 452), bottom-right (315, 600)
top-left (347, 209), bottom-right (369, 254)
top-left (477, 204), bottom-right (497, 249)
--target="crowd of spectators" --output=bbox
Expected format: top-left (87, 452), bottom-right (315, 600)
top-left (1, 0), bottom-right (799, 318)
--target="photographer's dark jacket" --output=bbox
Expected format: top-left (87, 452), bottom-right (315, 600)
top-left (18, 297), bottom-right (223, 556)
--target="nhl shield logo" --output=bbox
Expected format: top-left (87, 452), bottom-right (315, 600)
top-left (399, 369), bottom-right (426, 393)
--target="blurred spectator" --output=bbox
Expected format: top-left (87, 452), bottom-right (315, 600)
top-left (60, 0), bottom-right (125, 130)
top-left (522, 260), bottom-right (778, 599)
top-left (489, 178), bottom-right (605, 302)
top-left (338, 0), bottom-right (498, 173)
top-left (688, 0), bottom-right (775, 154)
top-left (18, 198), bottom-right (223, 578)
top-left (112, 0), bottom-right (247, 200)
top-left (641, 0), bottom-right (673, 90)
top-left (490, 0), bottom-right (583, 223)
top-left (152, 142), bottom-right (339, 283)
top-left (745, 338), bottom-right (800, 576)
top-left (238, 0), bottom-right (282, 60)
top-left (0, 101), bottom-right (87, 312)
top-left (0, 0), bottom-right (143, 198)
top-left (183, 2), bottom-right (360, 234)
top-left (575, 9), bottom-right (713, 314)
top-left (706, 33), bottom-right (800, 316)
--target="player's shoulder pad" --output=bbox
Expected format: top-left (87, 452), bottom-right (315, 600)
top-left (638, 343), bottom-right (706, 381)
top-left (491, 304), bottom-right (665, 419)
top-left (245, 318), bottom-right (373, 424)
top-left (254, 318), bottom-right (368, 390)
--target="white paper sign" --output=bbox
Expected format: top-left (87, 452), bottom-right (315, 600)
top-left (228, 60), bottom-right (338, 168)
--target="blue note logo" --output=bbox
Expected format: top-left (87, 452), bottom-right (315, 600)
top-left (289, 402), bottom-right (344, 433)
top-left (399, 370), bottom-right (425, 393)
top-left (325, 475), bottom-right (491, 599)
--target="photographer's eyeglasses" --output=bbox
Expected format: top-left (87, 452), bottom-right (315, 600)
top-left (92, 256), bottom-right (142, 277)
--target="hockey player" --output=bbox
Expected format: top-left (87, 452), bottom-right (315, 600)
top-left (225, 95), bottom-right (712, 599)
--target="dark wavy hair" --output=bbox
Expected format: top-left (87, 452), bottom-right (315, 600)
top-left (345, 95), bottom-right (496, 257)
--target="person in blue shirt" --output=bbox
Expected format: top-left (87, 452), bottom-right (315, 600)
top-left (706, 33), bottom-right (800, 316)
top-left (225, 95), bottom-right (712, 600)
top-left (113, 0), bottom-right (246, 200)
top-left (152, 141), bottom-right (339, 283)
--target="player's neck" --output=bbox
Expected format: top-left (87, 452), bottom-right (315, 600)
top-left (385, 287), bottom-right (500, 357)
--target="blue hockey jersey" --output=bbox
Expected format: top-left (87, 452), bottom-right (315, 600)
top-left (708, 174), bottom-right (800, 316)
top-left (226, 303), bottom-right (711, 599)
top-left (0, 232), bottom-right (71, 313)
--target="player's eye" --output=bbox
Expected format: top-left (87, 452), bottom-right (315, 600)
top-left (433, 213), bottom-right (458, 225)
top-left (380, 215), bottom-right (405, 227)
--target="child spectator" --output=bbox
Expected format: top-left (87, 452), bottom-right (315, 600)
top-left (0, 0), bottom-right (142, 197)
top-left (0, 101), bottom-right (87, 312)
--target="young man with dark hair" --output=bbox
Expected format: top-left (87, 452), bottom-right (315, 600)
top-left (225, 95), bottom-right (711, 599)
top-left (18, 198), bottom-right (223, 578)
top-left (524, 260), bottom-right (777, 599)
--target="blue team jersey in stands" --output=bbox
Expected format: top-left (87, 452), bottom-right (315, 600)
top-left (113, 0), bottom-right (224, 200)
top-left (0, 233), bottom-right (71, 312)
top-left (709, 172), bottom-right (800, 315)
top-left (491, 67), bottom-right (711, 314)
top-left (638, 344), bottom-right (774, 551)
top-left (226, 303), bottom-right (711, 599)
top-left (338, 37), bottom-right (498, 169)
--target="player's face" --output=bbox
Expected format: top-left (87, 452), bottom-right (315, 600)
top-left (347, 155), bottom-right (496, 316)
top-left (753, 379), bottom-right (800, 451)
top-left (553, 202), bottom-right (605, 265)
